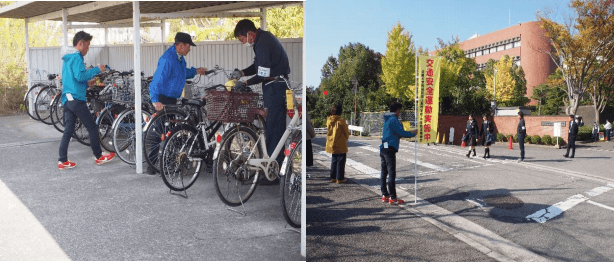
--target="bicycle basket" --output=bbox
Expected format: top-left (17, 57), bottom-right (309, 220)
top-left (205, 90), bottom-right (259, 123)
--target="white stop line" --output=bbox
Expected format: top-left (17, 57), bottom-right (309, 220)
top-left (526, 185), bottom-right (614, 223)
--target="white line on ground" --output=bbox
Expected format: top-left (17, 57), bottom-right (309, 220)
top-left (0, 179), bottom-right (70, 261)
top-left (525, 194), bottom-right (589, 223)
top-left (586, 200), bottom-right (614, 212)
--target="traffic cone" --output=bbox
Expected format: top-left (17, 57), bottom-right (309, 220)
top-left (461, 133), bottom-right (466, 148)
top-left (436, 132), bottom-right (440, 144)
top-left (442, 134), bottom-right (446, 145)
top-left (508, 136), bottom-right (513, 150)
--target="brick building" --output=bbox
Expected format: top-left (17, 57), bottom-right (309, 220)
top-left (451, 21), bottom-right (556, 105)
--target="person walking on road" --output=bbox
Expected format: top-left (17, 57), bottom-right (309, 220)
top-left (465, 114), bottom-right (479, 158)
top-left (326, 104), bottom-right (349, 184)
top-left (517, 111), bottom-right (526, 162)
top-left (380, 102), bottom-right (416, 205)
top-left (58, 31), bottom-right (115, 170)
top-left (592, 122), bottom-right (600, 142)
top-left (480, 114), bottom-right (495, 158)
top-left (564, 115), bottom-right (580, 159)
top-left (605, 119), bottom-right (612, 142)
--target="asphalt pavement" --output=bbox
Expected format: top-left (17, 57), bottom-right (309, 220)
top-left (308, 135), bottom-right (614, 262)
top-left (0, 113), bottom-right (303, 261)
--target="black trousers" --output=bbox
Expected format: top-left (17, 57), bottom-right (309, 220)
top-left (330, 153), bottom-right (346, 180)
top-left (263, 81), bottom-right (287, 165)
top-left (59, 100), bottom-right (102, 162)
top-left (566, 136), bottom-right (576, 157)
top-left (380, 147), bottom-right (398, 199)
top-left (518, 135), bottom-right (525, 160)
top-left (306, 139), bottom-right (313, 166)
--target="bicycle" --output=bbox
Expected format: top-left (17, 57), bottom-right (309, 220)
top-left (211, 76), bottom-right (302, 228)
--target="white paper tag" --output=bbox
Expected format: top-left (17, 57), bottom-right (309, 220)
top-left (383, 142), bottom-right (388, 148)
top-left (66, 93), bottom-right (74, 101)
top-left (522, 126), bottom-right (526, 130)
top-left (257, 66), bottom-right (271, 77)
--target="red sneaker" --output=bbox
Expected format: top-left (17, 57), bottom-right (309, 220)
top-left (95, 152), bottom-right (115, 165)
top-left (58, 160), bottom-right (76, 170)
top-left (382, 196), bottom-right (390, 202)
top-left (389, 198), bottom-right (405, 205)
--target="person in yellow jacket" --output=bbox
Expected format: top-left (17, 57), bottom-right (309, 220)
top-left (326, 103), bottom-right (350, 183)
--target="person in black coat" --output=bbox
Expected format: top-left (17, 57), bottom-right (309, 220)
top-left (564, 115), bottom-right (580, 158)
top-left (480, 114), bottom-right (495, 158)
top-left (517, 111), bottom-right (526, 162)
top-left (465, 114), bottom-right (479, 158)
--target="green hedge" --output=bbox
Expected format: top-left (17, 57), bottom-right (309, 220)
top-left (577, 125), bottom-right (593, 141)
top-left (542, 134), bottom-right (552, 145)
top-left (530, 135), bottom-right (541, 144)
top-left (496, 133), bottom-right (506, 142)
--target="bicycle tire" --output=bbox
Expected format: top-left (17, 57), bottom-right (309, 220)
top-left (49, 95), bottom-right (65, 133)
top-left (112, 108), bottom-right (151, 165)
top-left (34, 85), bottom-right (58, 125)
top-left (73, 118), bottom-right (91, 146)
top-left (212, 125), bottom-right (261, 206)
top-left (280, 138), bottom-right (302, 228)
top-left (159, 124), bottom-right (205, 191)
top-left (143, 109), bottom-right (188, 174)
top-left (23, 83), bottom-right (46, 121)
top-left (97, 108), bottom-right (116, 152)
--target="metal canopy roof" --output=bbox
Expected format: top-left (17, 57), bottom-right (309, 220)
top-left (0, 1), bottom-right (300, 23)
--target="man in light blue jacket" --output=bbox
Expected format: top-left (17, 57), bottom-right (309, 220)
top-left (380, 102), bottom-right (416, 205)
top-left (58, 31), bottom-right (115, 170)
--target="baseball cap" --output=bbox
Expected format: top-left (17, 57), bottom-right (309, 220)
top-left (175, 32), bottom-right (196, 46)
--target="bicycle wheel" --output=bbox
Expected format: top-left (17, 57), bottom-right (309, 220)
top-left (23, 84), bottom-right (46, 121)
top-left (159, 124), bottom-right (204, 191)
top-left (144, 109), bottom-right (188, 174)
top-left (97, 108), bottom-right (116, 152)
top-left (280, 139), bottom-right (302, 228)
top-left (34, 86), bottom-right (58, 125)
top-left (213, 125), bottom-right (261, 206)
top-left (112, 108), bottom-right (151, 164)
top-left (73, 118), bottom-right (91, 146)
top-left (50, 95), bottom-right (65, 133)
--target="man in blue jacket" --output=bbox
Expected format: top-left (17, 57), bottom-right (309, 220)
top-left (149, 32), bottom-right (208, 111)
top-left (58, 31), bottom-right (115, 170)
top-left (232, 19), bottom-right (291, 185)
top-left (380, 102), bottom-right (416, 205)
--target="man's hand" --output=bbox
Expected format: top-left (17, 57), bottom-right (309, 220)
top-left (197, 67), bottom-right (208, 75)
top-left (98, 64), bottom-right (106, 72)
top-left (231, 69), bottom-right (242, 80)
top-left (153, 102), bottom-right (163, 111)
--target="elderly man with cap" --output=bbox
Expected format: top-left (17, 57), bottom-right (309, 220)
top-left (146, 32), bottom-right (207, 174)
top-left (231, 19), bottom-right (291, 185)
top-left (149, 32), bottom-right (208, 111)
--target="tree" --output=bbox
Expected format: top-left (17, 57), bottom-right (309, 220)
top-left (531, 70), bottom-right (568, 115)
top-left (380, 22), bottom-right (415, 103)
top-left (538, 0), bottom-right (614, 115)
top-left (315, 43), bottom-right (389, 123)
top-left (483, 55), bottom-right (528, 106)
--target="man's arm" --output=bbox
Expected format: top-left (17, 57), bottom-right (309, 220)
top-left (391, 119), bottom-right (415, 138)
top-left (72, 58), bottom-right (100, 83)
top-left (149, 58), bottom-right (171, 103)
top-left (185, 67), bottom-right (197, 79)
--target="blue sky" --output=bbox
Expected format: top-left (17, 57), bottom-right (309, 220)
top-left (305, 0), bottom-right (572, 88)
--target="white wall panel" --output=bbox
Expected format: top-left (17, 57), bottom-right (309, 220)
top-left (29, 38), bottom-right (302, 86)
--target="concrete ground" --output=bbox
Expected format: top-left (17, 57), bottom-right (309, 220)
top-left (0, 113), bottom-right (303, 261)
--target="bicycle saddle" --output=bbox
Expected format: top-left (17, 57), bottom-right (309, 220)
top-left (182, 98), bottom-right (205, 107)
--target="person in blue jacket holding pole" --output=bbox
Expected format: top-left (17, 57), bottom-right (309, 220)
top-left (58, 31), bottom-right (115, 170)
top-left (380, 102), bottom-right (416, 205)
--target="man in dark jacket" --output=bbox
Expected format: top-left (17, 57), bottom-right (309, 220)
top-left (380, 102), bottom-right (416, 205)
top-left (232, 19), bottom-right (291, 184)
top-left (517, 111), bottom-right (526, 162)
top-left (564, 115), bottom-right (580, 158)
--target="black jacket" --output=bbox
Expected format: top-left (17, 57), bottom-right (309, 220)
top-left (480, 120), bottom-right (494, 137)
top-left (466, 120), bottom-right (478, 138)
top-left (243, 29), bottom-right (291, 86)
top-left (517, 119), bottom-right (526, 137)
top-left (568, 120), bottom-right (579, 139)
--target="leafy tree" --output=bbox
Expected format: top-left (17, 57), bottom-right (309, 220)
top-left (315, 43), bottom-right (390, 124)
top-left (587, 54), bottom-right (614, 123)
top-left (538, 0), bottom-right (614, 115)
top-left (483, 55), bottom-right (529, 106)
top-left (381, 22), bottom-right (415, 103)
top-left (531, 70), bottom-right (567, 115)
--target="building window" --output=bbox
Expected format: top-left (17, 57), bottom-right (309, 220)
top-left (515, 41), bottom-right (521, 47)
top-left (483, 49), bottom-right (489, 55)
top-left (496, 45), bottom-right (504, 52)
top-left (490, 47), bottom-right (497, 53)
top-left (514, 60), bottom-right (521, 67)
top-left (506, 43), bottom-right (513, 49)
top-left (476, 50), bottom-right (482, 57)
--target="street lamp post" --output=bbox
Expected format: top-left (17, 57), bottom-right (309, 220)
top-left (493, 68), bottom-right (497, 116)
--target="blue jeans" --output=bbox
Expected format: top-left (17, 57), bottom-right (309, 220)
top-left (59, 100), bottom-right (102, 162)
top-left (263, 81), bottom-right (286, 165)
top-left (380, 147), bottom-right (397, 199)
top-left (330, 153), bottom-right (346, 181)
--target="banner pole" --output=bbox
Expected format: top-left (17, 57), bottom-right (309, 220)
top-left (414, 50), bottom-right (418, 205)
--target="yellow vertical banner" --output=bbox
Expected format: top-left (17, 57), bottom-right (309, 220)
top-left (417, 56), bottom-right (441, 143)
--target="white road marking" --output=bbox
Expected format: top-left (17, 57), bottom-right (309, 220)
top-left (526, 194), bottom-right (589, 223)
top-left (352, 143), bottom-right (450, 171)
top-left (586, 200), bottom-right (614, 212)
top-left (585, 186), bottom-right (613, 197)
top-left (0, 179), bottom-right (70, 260)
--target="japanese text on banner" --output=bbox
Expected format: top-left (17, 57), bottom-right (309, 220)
top-left (416, 56), bottom-right (441, 143)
